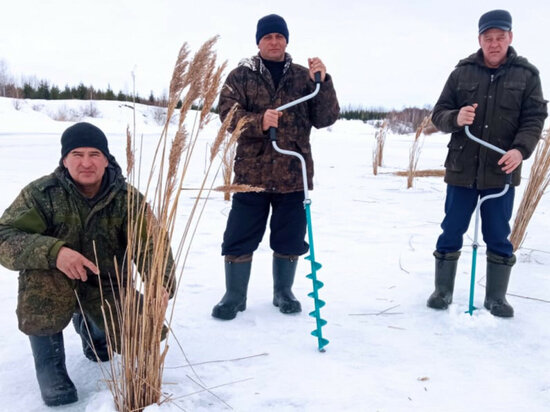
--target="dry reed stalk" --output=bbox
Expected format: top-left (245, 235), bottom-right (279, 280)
top-left (209, 107), bottom-right (249, 201)
top-left (214, 184), bottom-right (264, 194)
top-left (393, 169), bottom-right (445, 177)
top-left (372, 120), bottom-right (388, 175)
top-left (406, 114), bottom-right (432, 188)
top-left (221, 144), bottom-right (236, 201)
top-left (510, 132), bottom-right (550, 251)
top-left (99, 37), bottom-right (238, 412)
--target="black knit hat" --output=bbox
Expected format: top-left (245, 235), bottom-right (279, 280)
top-left (478, 9), bottom-right (512, 34)
top-left (61, 122), bottom-right (110, 158)
top-left (256, 14), bottom-right (289, 44)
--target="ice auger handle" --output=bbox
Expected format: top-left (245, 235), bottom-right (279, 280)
top-left (314, 71), bottom-right (321, 84)
top-left (269, 72), bottom-right (322, 142)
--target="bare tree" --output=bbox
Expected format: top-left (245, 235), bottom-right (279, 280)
top-left (0, 59), bottom-right (11, 97)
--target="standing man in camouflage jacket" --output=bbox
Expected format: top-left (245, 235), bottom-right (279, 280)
top-left (212, 14), bottom-right (339, 320)
top-left (0, 122), bottom-right (174, 406)
top-left (428, 10), bottom-right (547, 317)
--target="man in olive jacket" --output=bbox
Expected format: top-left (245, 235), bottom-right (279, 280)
top-left (212, 14), bottom-right (339, 320)
top-left (428, 10), bottom-right (547, 317)
top-left (0, 122), bottom-right (174, 406)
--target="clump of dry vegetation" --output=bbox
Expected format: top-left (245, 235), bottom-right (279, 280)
top-left (95, 37), bottom-right (247, 412)
top-left (372, 119), bottom-right (387, 175)
top-left (511, 129), bottom-right (550, 251)
top-left (405, 114), bottom-right (432, 188)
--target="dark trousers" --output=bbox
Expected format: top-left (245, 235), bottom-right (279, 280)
top-left (436, 184), bottom-right (515, 258)
top-left (222, 192), bottom-right (309, 257)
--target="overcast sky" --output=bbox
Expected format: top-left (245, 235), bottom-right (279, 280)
top-left (1, 0), bottom-right (549, 109)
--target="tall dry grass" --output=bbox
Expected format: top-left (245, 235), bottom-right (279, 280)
top-left (97, 37), bottom-right (244, 412)
top-left (406, 114), bottom-right (432, 188)
top-left (372, 119), bottom-right (388, 176)
top-left (510, 130), bottom-right (550, 251)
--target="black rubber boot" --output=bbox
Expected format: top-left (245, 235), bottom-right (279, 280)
top-left (72, 312), bottom-right (110, 362)
top-left (484, 252), bottom-right (515, 318)
top-left (273, 253), bottom-right (302, 314)
top-left (212, 255), bottom-right (252, 320)
top-left (29, 333), bottom-right (78, 407)
top-left (427, 251), bottom-right (460, 310)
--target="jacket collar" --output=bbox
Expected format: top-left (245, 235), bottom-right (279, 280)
top-left (238, 52), bottom-right (293, 75)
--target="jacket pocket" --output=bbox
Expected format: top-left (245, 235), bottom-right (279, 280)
top-left (444, 137), bottom-right (466, 172)
top-left (457, 82), bottom-right (479, 106)
top-left (500, 81), bottom-right (525, 111)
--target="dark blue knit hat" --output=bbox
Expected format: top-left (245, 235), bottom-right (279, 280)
top-left (61, 122), bottom-right (110, 158)
top-left (478, 9), bottom-right (512, 34)
top-left (256, 14), bottom-right (289, 44)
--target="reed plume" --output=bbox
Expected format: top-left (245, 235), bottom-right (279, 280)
top-left (511, 130), bottom-right (550, 251)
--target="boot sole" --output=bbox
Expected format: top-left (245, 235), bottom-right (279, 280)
top-left (211, 302), bottom-right (246, 320)
top-left (273, 299), bottom-right (302, 314)
top-left (43, 390), bottom-right (78, 406)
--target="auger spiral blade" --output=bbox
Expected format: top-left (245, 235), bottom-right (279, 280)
top-left (305, 253), bottom-right (329, 352)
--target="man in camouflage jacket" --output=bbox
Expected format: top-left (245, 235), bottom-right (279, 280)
top-left (212, 14), bottom-right (339, 320)
top-left (428, 10), bottom-right (547, 318)
top-left (0, 122), bottom-right (174, 406)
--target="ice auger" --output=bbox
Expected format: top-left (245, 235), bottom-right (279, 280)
top-left (464, 125), bottom-right (513, 315)
top-left (269, 72), bottom-right (329, 351)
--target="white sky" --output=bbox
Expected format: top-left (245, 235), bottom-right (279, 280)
top-left (1, 0), bottom-right (549, 109)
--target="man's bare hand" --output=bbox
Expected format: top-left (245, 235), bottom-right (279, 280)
top-left (308, 57), bottom-right (326, 82)
top-left (498, 148), bottom-right (523, 174)
top-left (457, 103), bottom-right (478, 126)
top-left (262, 109), bottom-right (282, 131)
top-left (56, 246), bottom-right (99, 281)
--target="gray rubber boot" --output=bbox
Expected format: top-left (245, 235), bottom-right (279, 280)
top-left (29, 332), bottom-right (78, 407)
top-left (273, 253), bottom-right (302, 314)
top-left (484, 252), bottom-right (515, 318)
top-left (212, 255), bottom-right (252, 320)
top-left (427, 251), bottom-right (460, 310)
top-left (72, 312), bottom-right (110, 362)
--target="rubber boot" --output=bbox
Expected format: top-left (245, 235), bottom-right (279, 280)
top-left (427, 251), bottom-right (460, 310)
top-left (273, 253), bottom-right (302, 314)
top-left (484, 252), bottom-right (515, 318)
top-left (72, 312), bottom-right (110, 362)
top-left (29, 332), bottom-right (78, 407)
top-left (212, 254), bottom-right (252, 320)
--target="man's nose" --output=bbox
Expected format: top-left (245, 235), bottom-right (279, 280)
top-left (81, 156), bottom-right (92, 166)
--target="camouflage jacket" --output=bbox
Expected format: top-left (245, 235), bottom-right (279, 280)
top-left (0, 156), bottom-right (175, 294)
top-left (219, 53), bottom-right (340, 193)
top-left (433, 47), bottom-right (548, 189)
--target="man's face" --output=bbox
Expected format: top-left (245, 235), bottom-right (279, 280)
top-left (258, 33), bottom-right (287, 62)
top-left (478, 28), bottom-right (513, 69)
top-left (62, 147), bottom-right (108, 196)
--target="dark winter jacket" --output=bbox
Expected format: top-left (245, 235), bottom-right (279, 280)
top-left (219, 53), bottom-right (340, 193)
top-left (432, 47), bottom-right (548, 189)
top-left (0, 157), bottom-right (175, 335)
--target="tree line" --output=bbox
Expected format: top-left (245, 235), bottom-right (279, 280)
top-left (339, 105), bottom-right (433, 134)
top-left (0, 59), bottom-right (432, 133)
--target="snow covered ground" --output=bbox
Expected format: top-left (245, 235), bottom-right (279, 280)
top-left (0, 97), bottom-right (549, 411)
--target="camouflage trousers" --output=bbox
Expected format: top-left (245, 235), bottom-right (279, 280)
top-left (17, 268), bottom-right (124, 343)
